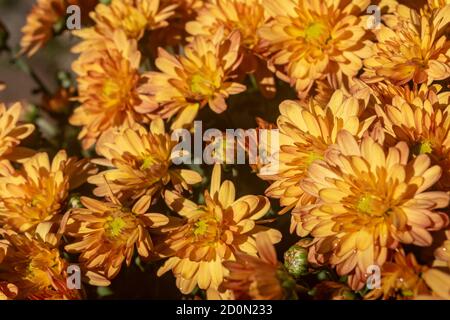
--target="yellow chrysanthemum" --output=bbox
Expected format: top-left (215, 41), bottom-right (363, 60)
top-left (88, 118), bottom-right (202, 201)
top-left (157, 164), bottom-right (281, 294)
top-left (375, 84), bottom-right (450, 189)
top-left (186, 0), bottom-right (275, 97)
top-left (140, 30), bottom-right (246, 129)
top-left (365, 252), bottom-right (430, 300)
top-left (259, 90), bottom-right (375, 226)
top-left (20, 0), bottom-right (66, 57)
top-left (72, 0), bottom-right (176, 52)
top-left (0, 103), bottom-right (35, 162)
top-left (258, 0), bottom-right (372, 95)
top-left (221, 232), bottom-right (296, 300)
top-left (65, 195), bottom-right (168, 285)
top-left (70, 31), bottom-right (154, 149)
top-left (363, 5), bottom-right (450, 85)
top-left (299, 131), bottom-right (449, 289)
top-left (0, 230), bottom-right (79, 300)
top-left (0, 150), bottom-right (96, 245)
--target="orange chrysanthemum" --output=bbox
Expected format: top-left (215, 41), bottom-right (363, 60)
top-left (221, 232), bottom-right (296, 300)
top-left (140, 30), bottom-right (246, 129)
top-left (0, 103), bottom-right (35, 162)
top-left (375, 84), bottom-right (450, 189)
top-left (259, 90), bottom-right (375, 227)
top-left (70, 31), bottom-right (154, 149)
top-left (299, 131), bottom-right (449, 289)
top-left (0, 230), bottom-right (80, 300)
top-left (365, 252), bottom-right (430, 300)
top-left (258, 0), bottom-right (372, 95)
top-left (88, 118), bottom-right (202, 201)
top-left (363, 5), bottom-right (450, 85)
top-left (65, 195), bottom-right (168, 285)
top-left (186, 0), bottom-right (276, 97)
top-left (20, 0), bottom-right (66, 57)
top-left (0, 150), bottom-right (95, 245)
top-left (157, 164), bottom-right (281, 294)
top-left (72, 0), bottom-right (176, 52)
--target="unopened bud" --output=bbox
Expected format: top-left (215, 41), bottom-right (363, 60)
top-left (284, 244), bottom-right (308, 278)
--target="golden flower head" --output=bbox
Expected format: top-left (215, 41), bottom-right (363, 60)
top-left (258, 0), bottom-right (372, 95)
top-left (157, 164), bottom-right (281, 294)
top-left (88, 118), bottom-right (202, 201)
top-left (363, 5), bottom-right (450, 85)
top-left (0, 230), bottom-right (79, 299)
top-left (65, 194), bottom-right (169, 285)
top-left (299, 130), bottom-right (449, 289)
top-left (70, 30), bottom-right (155, 149)
top-left (20, 0), bottom-right (66, 57)
top-left (0, 150), bottom-right (96, 245)
top-left (222, 232), bottom-right (296, 300)
top-left (0, 103), bottom-right (34, 162)
top-left (186, 0), bottom-right (276, 97)
top-left (141, 30), bottom-right (246, 129)
top-left (72, 0), bottom-right (176, 52)
top-left (365, 252), bottom-right (430, 300)
top-left (259, 90), bottom-right (375, 225)
top-left (375, 84), bottom-right (450, 189)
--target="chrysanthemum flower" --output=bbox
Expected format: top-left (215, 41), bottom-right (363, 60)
top-left (157, 164), bottom-right (281, 294)
top-left (88, 118), bottom-right (202, 201)
top-left (299, 131), bottom-right (449, 289)
top-left (70, 31), bottom-right (154, 149)
top-left (221, 232), bottom-right (296, 300)
top-left (259, 90), bottom-right (375, 226)
top-left (72, 0), bottom-right (176, 52)
top-left (375, 84), bottom-right (450, 189)
top-left (0, 82), bottom-right (5, 92)
top-left (0, 103), bottom-right (34, 162)
top-left (65, 195), bottom-right (169, 285)
top-left (365, 252), bottom-right (430, 300)
top-left (20, 0), bottom-right (66, 57)
top-left (0, 150), bottom-right (95, 245)
top-left (258, 0), bottom-right (372, 95)
top-left (186, 0), bottom-right (275, 97)
top-left (0, 230), bottom-right (79, 299)
top-left (363, 5), bottom-right (450, 85)
top-left (140, 30), bottom-right (246, 129)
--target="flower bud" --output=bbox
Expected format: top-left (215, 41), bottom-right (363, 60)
top-left (284, 244), bottom-right (308, 278)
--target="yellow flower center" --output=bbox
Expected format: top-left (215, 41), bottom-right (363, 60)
top-left (192, 215), bottom-right (220, 243)
top-left (105, 216), bottom-right (127, 238)
top-left (305, 151), bottom-right (323, 167)
top-left (414, 140), bottom-right (433, 155)
top-left (120, 9), bottom-right (147, 39)
top-left (356, 194), bottom-right (376, 215)
top-left (140, 155), bottom-right (157, 170)
top-left (193, 219), bottom-right (208, 236)
top-left (304, 22), bottom-right (326, 40)
top-left (190, 74), bottom-right (217, 96)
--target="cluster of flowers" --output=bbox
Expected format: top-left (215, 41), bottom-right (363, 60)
top-left (0, 0), bottom-right (450, 300)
